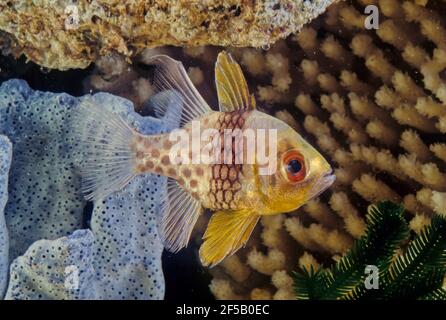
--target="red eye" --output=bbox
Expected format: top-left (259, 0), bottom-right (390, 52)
top-left (283, 150), bottom-right (306, 182)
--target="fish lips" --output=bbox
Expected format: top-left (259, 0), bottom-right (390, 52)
top-left (309, 171), bottom-right (336, 200)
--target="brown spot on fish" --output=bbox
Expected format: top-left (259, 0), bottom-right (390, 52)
top-left (136, 151), bottom-right (144, 159)
top-left (146, 160), bottom-right (155, 169)
top-left (192, 192), bottom-right (199, 199)
top-left (144, 139), bottom-right (151, 148)
top-left (163, 140), bottom-right (172, 149)
top-left (167, 168), bottom-right (176, 176)
top-left (155, 166), bottom-right (163, 174)
top-left (152, 149), bottom-right (160, 158)
top-left (182, 168), bottom-right (191, 178)
top-left (177, 178), bottom-right (185, 185)
top-left (161, 155), bottom-right (170, 165)
top-left (195, 167), bottom-right (204, 176)
top-left (136, 135), bottom-right (144, 143)
top-left (190, 179), bottom-right (198, 188)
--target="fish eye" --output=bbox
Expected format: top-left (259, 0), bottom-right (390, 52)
top-left (288, 159), bottom-right (302, 174)
top-left (283, 150), bottom-right (306, 183)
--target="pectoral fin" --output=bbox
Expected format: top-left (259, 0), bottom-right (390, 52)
top-left (199, 209), bottom-right (259, 267)
top-left (215, 51), bottom-right (256, 112)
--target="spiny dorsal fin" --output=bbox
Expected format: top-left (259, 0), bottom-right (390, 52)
top-left (147, 55), bottom-right (212, 126)
top-left (143, 90), bottom-right (182, 131)
top-left (160, 178), bottom-right (203, 252)
top-left (215, 51), bottom-right (256, 112)
top-left (199, 209), bottom-right (259, 267)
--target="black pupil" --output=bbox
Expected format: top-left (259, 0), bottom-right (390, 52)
top-left (287, 159), bottom-right (302, 174)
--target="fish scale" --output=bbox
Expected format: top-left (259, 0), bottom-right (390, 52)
top-left (208, 111), bottom-right (250, 210)
top-left (133, 110), bottom-right (249, 207)
top-left (133, 132), bottom-right (204, 199)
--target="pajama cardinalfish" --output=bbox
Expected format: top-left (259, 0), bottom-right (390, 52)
top-left (77, 51), bottom-right (335, 267)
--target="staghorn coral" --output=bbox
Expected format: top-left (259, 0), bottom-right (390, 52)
top-left (0, 79), bottom-right (173, 299)
top-left (0, 0), bottom-right (336, 70)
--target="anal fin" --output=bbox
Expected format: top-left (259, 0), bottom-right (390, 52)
top-left (199, 209), bottom-right (259, 267)
top-left (161, 178), bottom-right (202, 252)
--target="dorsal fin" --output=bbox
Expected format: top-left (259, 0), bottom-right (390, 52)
top-left (142, 90), bottom-right (182, 131)
top-left (146, 55), bottom-right (212, 126)
top-left (215, 51), bottom-right (256, 112)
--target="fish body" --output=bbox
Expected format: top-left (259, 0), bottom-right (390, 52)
top-left (132, 110), bottom-right (248, 211)
top-left (76, 52), bottom-right (335, 267)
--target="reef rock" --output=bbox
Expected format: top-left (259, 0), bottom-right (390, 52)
top-left (0, 79), bottom-right (170, 299)
top-left (0, 0), bottom-right (336, 70)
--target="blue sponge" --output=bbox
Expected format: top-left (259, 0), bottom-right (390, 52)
top-left (0, 135), bottom-right (12, 297)
top-left (0, 80), bottom-right (171, 299)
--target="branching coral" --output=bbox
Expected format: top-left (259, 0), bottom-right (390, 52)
top-left (0, 0), bottom-right (336, 70)
top-left (0, 79), bottom-right (171, 299)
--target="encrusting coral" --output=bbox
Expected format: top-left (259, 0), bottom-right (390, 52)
top-left (0, 0), bottom-right (336, 70)
top-left (0, 79), bottom-right (175, 299)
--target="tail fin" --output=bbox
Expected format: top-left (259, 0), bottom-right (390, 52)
top-left (74, 99), bottom-right (137, 202)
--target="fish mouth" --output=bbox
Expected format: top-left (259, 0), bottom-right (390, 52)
top-left (322, 173), bottom-right (336, 188)
top-left (310, 171), bottom-right (336, 199)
